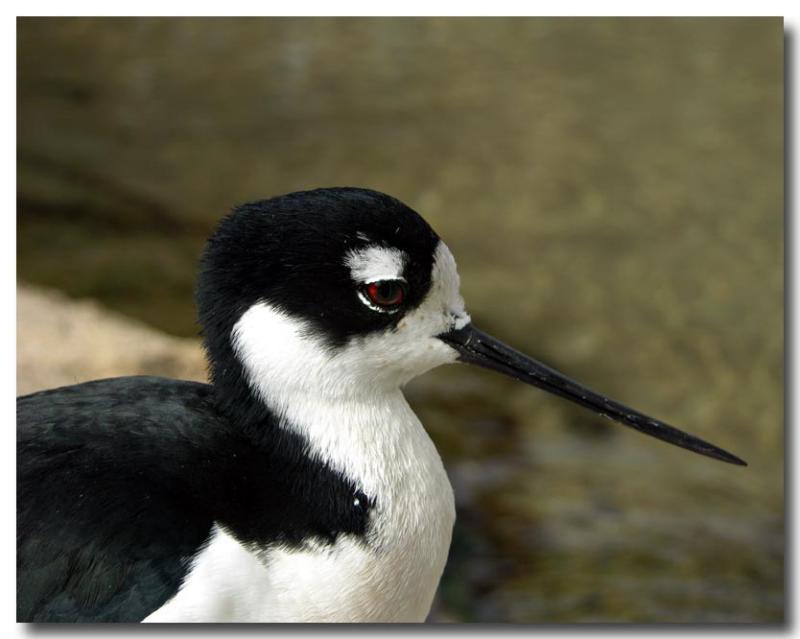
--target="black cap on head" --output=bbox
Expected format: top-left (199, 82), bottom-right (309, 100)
top-left (196, 187), bottom-right (441, 416)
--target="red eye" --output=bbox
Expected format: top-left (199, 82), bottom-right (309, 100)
top-left (364, 280), bottom-right (405, 308)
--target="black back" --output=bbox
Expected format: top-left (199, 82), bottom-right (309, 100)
top-left (18, 378), bottom-right (217, 621)
top-left (18, 377), bottom-right (373, 622)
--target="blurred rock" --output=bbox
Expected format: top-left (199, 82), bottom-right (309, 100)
top-left (17, 284), bottom-right (206, 396)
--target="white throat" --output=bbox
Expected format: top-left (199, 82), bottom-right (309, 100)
top-left (230, 241), bottom-right (469, 489)
top-left (229, 240), bottom-right (468, 491)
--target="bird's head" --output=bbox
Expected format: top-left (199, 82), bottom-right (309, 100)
top-left (197, 187), bottom-right (745, 465)
top-left (197, 188), bottom-right (468, 404)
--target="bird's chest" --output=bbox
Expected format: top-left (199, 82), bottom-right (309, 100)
top-left (147, 397), bottom-right (455, 622)
top-left (258, 462), bottom-right (455, 622)
top-left (256, 404), bottom-right (456, 622)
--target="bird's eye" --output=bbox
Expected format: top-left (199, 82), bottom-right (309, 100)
top-left (359, 280), bottom-right (406, 313)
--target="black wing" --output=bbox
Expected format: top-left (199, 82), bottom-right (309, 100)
top-left (17, 377), bottom-right (220, 622)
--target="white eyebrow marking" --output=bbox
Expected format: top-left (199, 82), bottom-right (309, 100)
top-left (344, 245), bottom-right (407, 283)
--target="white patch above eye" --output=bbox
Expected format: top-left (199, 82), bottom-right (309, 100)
top-left (344, 245), bottom-right (407, 284)
top-left (231, 239), bottom-right (470, 408)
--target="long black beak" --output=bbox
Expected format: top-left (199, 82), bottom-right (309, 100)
top-left (439, 324), bottom-right (746, 466)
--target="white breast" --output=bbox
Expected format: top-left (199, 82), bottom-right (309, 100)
top-left (144, 393), bottom-right (455, 623)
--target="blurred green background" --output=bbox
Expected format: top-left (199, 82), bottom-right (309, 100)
top-left (17, 17), bottom-right (783, 623)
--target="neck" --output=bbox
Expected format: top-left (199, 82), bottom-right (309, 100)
top-left (271, 383), bottom-right (455, 563)
top-left (213, 299), bottom-right (457, 503)
top-left (214, 352), bottom-right (450, 518)
top-left (267, 384), bottom-right (423, 500)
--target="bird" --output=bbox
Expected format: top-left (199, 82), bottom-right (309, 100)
top-left (17, 187), bottom-right (746, 623)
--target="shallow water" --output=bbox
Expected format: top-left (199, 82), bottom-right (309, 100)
top-left (18, 17), bottom-right (783, 622)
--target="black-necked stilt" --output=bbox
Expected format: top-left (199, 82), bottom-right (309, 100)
top-left (17, 187), bottom-right (745, 623)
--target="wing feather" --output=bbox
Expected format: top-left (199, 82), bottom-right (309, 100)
top-left (17, 377), bottom-right (219, 622)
